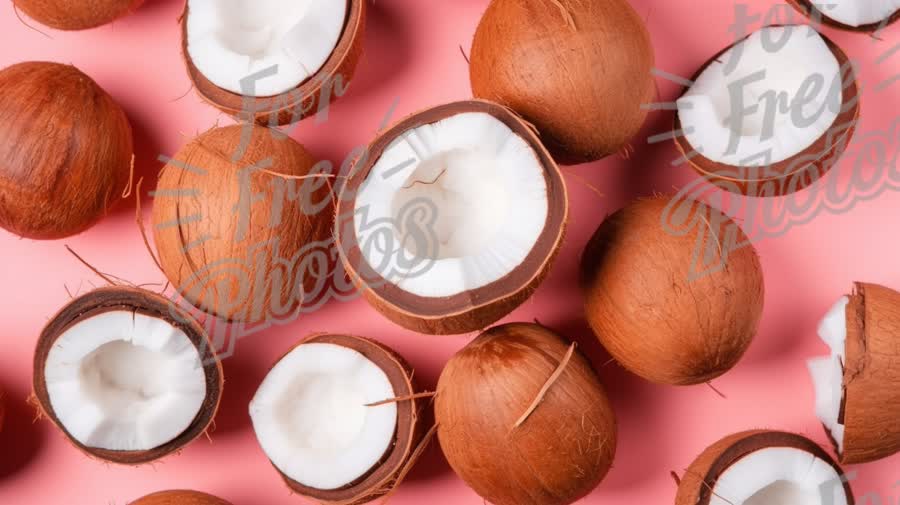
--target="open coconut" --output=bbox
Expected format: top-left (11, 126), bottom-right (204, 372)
top-left (33, 287), bottom-right (222, 464)
top-left (808, 282), bottom-right (900, 464)
top-left (130, 490), bottom-right (232, 505)
top-left (182, 0), bottom-right (365, 126)
top-left (334, 100), bottom-right (567, 335)
top-left (0, 61), bottom-right (133, 239)
top-left (676, 430), bottom-right (853, 505)
top-left (436, 323), bottom-right (616, 505)
top-left (581, 195), bottom-right (764, 385)
top-left (470, 0), bottom-right (656, 164)
top-left (14, 0), bottom-right (143, 30)
top-left (152, 124), bottom-right (333, 324)
top-left (675, 25), bottom-right (859, 197)
top-left (788, 0), bottom-right (900, 32)
top-left (250, 333), bottom-right (425, 504)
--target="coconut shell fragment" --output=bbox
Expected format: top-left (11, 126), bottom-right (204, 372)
top-left (130, 490), bottom-right (232, 505)
top-left (14, 0), bottom-right (144, 30)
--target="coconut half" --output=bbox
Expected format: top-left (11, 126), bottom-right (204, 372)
top-left (250, 334), bottom-right (424, 504)
top-left (33, 287), bottom-right (223, 464)
top-left (182, 0), bottom-right (365, 125)
top-left (335, 100), bottom-right (567, 335)
top-left (675, 25), bottom-right (858, 196)
top-left (789, 0), bottom-right (900, 31)
top-left (676, 431), bottom-right (853, 505)
top-left (808, 282), bottom-right (900, 464)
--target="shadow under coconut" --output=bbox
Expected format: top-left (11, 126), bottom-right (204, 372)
top-left (105, 104), bottom-right (165, 224)
top-left (0, 384), bottom-right (49, 480)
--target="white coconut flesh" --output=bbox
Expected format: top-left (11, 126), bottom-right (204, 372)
top-left (808, 296), bottom-right (850, 453)
top-left (811, 0), bottom-right (900, 27)
top-left (249, 343), bottom-right (398, 490)
top-left (710, 447), bottom-right (849, 505)
top-left (43, 311), bottom-right (207, 451)
top-left (677, 26), bottom-right (842, 167)
top-left (186, 0), bottom-right (348, 97)
top-left (354, 112), bottom-right (548, 298)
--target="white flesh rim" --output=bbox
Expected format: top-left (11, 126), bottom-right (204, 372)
top-left (186, 0), bottom-right (348, 97)
top-left (710, 447), bottom-right (848, 505)
top-left (249, 343), bottom-right (397, 490)
top-left (677, 25), bottom-right (841, 167)
top-left (812, 0), bottom-right (900, 27)
top-left (808, 296), bottom-right (849, 454)
top-left (44, 311), bottom-right (207, 451)
top-left (354, 112), bottom-right (549, 299)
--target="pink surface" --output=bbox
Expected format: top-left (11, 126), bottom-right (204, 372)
top-left (1, 1), bottom-right (899, 504)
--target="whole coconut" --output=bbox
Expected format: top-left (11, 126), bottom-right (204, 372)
top-left (470, 0), bottom-right (655, 164)
top-left (0, 62), bottom-right (132, 239)
top-left (581, 196), bottom-right (764, 385)
top-left (130, 490), bottom-right (232, 505)
top-left (436, 323), bottom-right (616, 505)
top-left (152, 125), bottom-right (334, 324)
top-left (14, 0), bottom-right (144, 30)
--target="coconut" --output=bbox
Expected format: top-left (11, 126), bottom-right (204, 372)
top-left (469, 0), bottom-right (655, 164)
top-left (676, 430), bottom-right (854, 505)
top-left (435, 323), bottom-right (616, 505)
top-left (14, 0), bottom-right (143, 30)
top-left (33, 287), bottom-right (223, 464)
top-left (581, 195), bottom-right (764, 385)
top-left (334, 100), bottom-right (567, 335)
top-left (808, 282), bottom-right (900, 464)
top-left (152, 124), bottom-right (333, 324)
top-left (674, 25), bottom-right (859, 197)
top-left (788, 0), bottom-right (900, 32)
top-left (0, 61), bottom-right (133, 239)
top-left (250, 333), bottom-right (425, 505)
top-left (181, 0), bottom-right (365, 126)
top-left (130, 490), bottom-right (232, 505)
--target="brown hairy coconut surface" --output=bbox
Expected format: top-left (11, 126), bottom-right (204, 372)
top-left (0, 62), bottom-right (132, 239)
top-left (470, 0), bottom-right (655, 164)
top-left (787, 0), bottom-right (899, 32)
top-left (675, 430), bottom-right (854, 505)
top-left (581, 195), bottom-right (764, 385)
top-left (181, 0), bottom-right (365, 126)
top-left (33, 287), bottom-right (223, 465)
top-left (152, 125), bottom-right (333, 324)
top-left (14, 0), bottom-right (144, 30)
top-left (837, 282), bottom-right (900, 464)
top-left (435, 323), bottom-right (616, 505)
top-left (129, 490), bottom-right (232, 505)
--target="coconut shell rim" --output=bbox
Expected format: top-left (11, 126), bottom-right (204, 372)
top-left (787, 0), bottom-right (900, 33)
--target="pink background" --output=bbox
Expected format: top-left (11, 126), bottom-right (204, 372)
top-left (1, 0), bottom-right (899, 503)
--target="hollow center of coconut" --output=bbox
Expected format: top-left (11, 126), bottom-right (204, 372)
top-left (249, 343), bottom-right (397, 490)
top-left (354, 112), bottom-right (548, 298)
top-left (712, 447), bottom-right (848, 505)
top-left (677, 25), bottom-right (843, 167)
top-left (44, 311), bottom-right (207, 451)
top-left (185, 0), bottom-right (348, 97)
top-left (811, 0), bottom-right (900, 27)
top-left (808, 296), bottom-right (849, 454)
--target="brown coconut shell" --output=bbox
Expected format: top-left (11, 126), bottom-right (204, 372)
top-left (674, 29), bottom-right (859, 197)
top-left (181, 0), bottom-right (365, 126)
top-left (261, 333), bottom-right (426, 505)
top-left (0, 61), bottom-right (133, 239)
top-left (334, 100), bottom-right (568, 335)
top-left (33, 287), bottom-right (223, 465)
top-left (470, 0), bottom-right (656, 164)
top-left (581, 195), bottom-right (764, 385)
top-left (152, 124), bottom-right (334, 324)
top-left (14, 0), bottom-right (143, 30)
top-left (676, 430), bottom-right (854, 505)
top-left (435, 323), bottom-right (616, 505)
top-left (130, 490), bottom-right (232, 505)
top-left (836, 282), bottom-right (900, 464)
top-left (787, 0), bottom-right (900, 32)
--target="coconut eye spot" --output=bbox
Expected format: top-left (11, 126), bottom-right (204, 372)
top-left (677, 25), bottom-right (841, 166)
top-left (185, 0), bottom-right (348, 97)
top-left (812, 0), bottom-right (900, 27)
top-left (43, 311), bottom-right (207, 452)
top-left (354, 112), bottom-right (549, 298)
